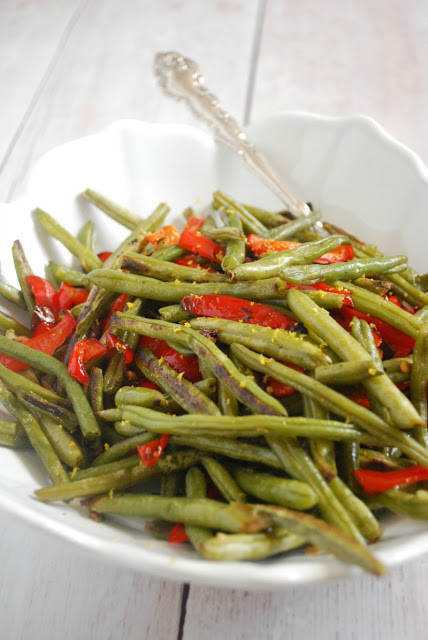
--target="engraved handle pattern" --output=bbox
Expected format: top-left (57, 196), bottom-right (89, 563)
top-left (154, 52), bottom-right (310, 217)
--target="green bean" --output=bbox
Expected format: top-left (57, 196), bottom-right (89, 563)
top-left (242, 204), bottom-right (291, 227)
top-left (219, 206), bottom-right (246, 272)
top-left (0, 335), bottom-right (100, 439)
top-left (201, 457), bottom-right (246, 503)
top-left (134, 346), bottom-right (220, 415)
top-left (231, 236), bottom-right (349, 281)
top-left (213, 191), bottom-right (269, 238)
top-left (36, 449), bottom-right (202, 501)
top-left (410, 326), bottom-right (428, 446)
top-left (0, 280), bottom-right (26, 309)
top-left (184, 467), bottom-right (212, 549)
top-left (314, 359), bottom-right (383, 386)
top-left (90, 367), bottom-right (104, 415)
top-left (121, 405), bottom-right (373, 443)
top-left (338, 281), bottom-right (421, 337)
top-left (72, 454), bottom-right (141, 480)
top-left (112, 315), bottom-right (287, 416)
top-left (269, 209), bottom-right (322, 240)
top-left (199, 529), bottom-right (305, 561)
top-left (82, 189), bottom-right (142, 229)
top-left (351, 278), bottom-right (393, 296)
top-left (16, 389), bottom-right (78, 431)
top-left (103, 351), bottom-right (125, 396)
top-left (0, 419), bottom-right (28, 448)
top-left (204, 226), bottom-right (244, 242)
top-left (217, 379), bottom-right (239, 416)
top-left (0, 310), bottom-right (30, 337)
top-left (12, 240), bottom-right (34, 314)
top-left (287, 287), bottom-right (424, 430)
top-left (280, 255), bottom-right (407, 285)
top-left (121, 251), bottom-right (229, 282)
top-left (36, 209), bottom-right (103, 272)
top-left (38, 414), bottom-right (85, 468)
top-left (114, 385), bottom-right (167, 409)
top-left (0, 380), bottom-right (69, 484)
top-left (89, 494), bottom-right (272, 534)
top-left (51, 263), bottom-right (91, 288)
top-left (151, 244), bottom-right (188, 262)
top-left (169, 434), bottom-right (283, 469)
top-left (88, 269), bottom-right (288, 302)
top-left (233, 467), bottom-right (318, 511)
top-left (231, 344), bottom-right (428, 466)
top-left (78, 220), bottom-right (96, 254)
top-left (188, 317), bottom-right (330, 370)
top-left (91, 431), bottom-right (156, 467)
top-left (254, 503), bottom-right (385, 575)
top-left (158, 304), bottom-right (191, 323)
top-left (267, 436), bottom-right (365, 542)
top-left (371, 489), bottom-right (428, 520)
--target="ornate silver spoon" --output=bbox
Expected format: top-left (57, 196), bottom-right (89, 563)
top-left (153, 51), bottom-right (311, 218)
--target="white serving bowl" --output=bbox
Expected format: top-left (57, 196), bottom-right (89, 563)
top-left (0, 113), bottom-right (427, 590)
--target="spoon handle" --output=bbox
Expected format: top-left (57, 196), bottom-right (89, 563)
top-left (154, 51), bottom-right (310, 217)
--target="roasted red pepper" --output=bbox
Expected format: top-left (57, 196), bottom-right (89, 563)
top-left (354, 465), bottom-right (428, 494)
top-left (266, 363), bottom-right (305, 397)
top-left (139, 335), bottom-right (201, 382)
top-left (105, 332), bottom-right (134, 364)
top-left (168, 523), bottom-right (189, 544)
top-left (178, 218), bottom-right (225, 265)
top-left (137, 434), bottom-right (170, 467)
top-left (57, 282), bottom-right (89, 310)
top-left (67, 338), bottom-right (109, 385)
top-left (246, 234), bottom-right (354, 263)
top-left (98, 251), bottom-right (112, 263)
top-left (100, 293), bottom-right (129, 331)
top-left (139, 380), bottom-right (162, 391)
top-left (0, 312), bottom-right (76, 372)
top-left (180, 294), bottom-right (297, 331)
top-left (147, 225), bottom-right (180, 249)
top-left (27, 275), bottom-right (60, 331)
top-left (332, 306), bottom-right (415, 357)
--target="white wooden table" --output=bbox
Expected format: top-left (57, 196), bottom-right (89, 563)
top-left (0, 1), bottom-right (427, 637)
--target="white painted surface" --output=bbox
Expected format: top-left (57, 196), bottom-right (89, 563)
top-left (0, 1), bottom-right (427, 638)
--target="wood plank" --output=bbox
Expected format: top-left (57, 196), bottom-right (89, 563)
top-left (181, 559), bottom-right (428, 639)
top-left (0, 0), bottom-right (260, 202)
top-left (0, 515), bottom-right (183, 639)
top-left (0, 0), bottom-right (80, 167)
top-left (252, 0), bottom-right (428, 166)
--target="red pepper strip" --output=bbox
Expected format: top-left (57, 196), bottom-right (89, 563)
top-left (266, 363), bottom-right (305, 397)
top-left (0, 313), bottom-right (77, 372)
top-left (314, 243), bottom-right (354, 264)
top-left (27, 275), bottom-right (60, 331)
top-left (332, 306), bottom-right (415, 358)
top-left (57, 282), bottom-right (89, 310)
top-left (246, 234), bottom-right (354, 263)
top-left (146, 225), bottom-right (180, 248)
top-left (178, 229), bottom-right (225, 264)
top-left (286, 282), bottom-right (354, 307)
top-left (98, 251), bottom-right (112, 263)
top-left (347, 390), bottom-right (372, 409)
top-left (168, 523), bottom-right (190, 544)
top-left (137, 434), bottom-right (170, 467)
top-left (181, 294), bottom-right (297, 331)
top-left (183, 215), bottom-right (206, 233)
top-left (138, 335), bottom-right (202, 382)
top-left (105, 332), bottom-right (134, 364)
top-left (173, 254), bottom-right (217, 273)
top-left (67, 338), bottom-right (109, 385)
top-left (386, 294), bottom-right (415, 314)
top-left (100, 293), bottom-right (129, 331)
top-left (354, 465), bottom-right (428, 494)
